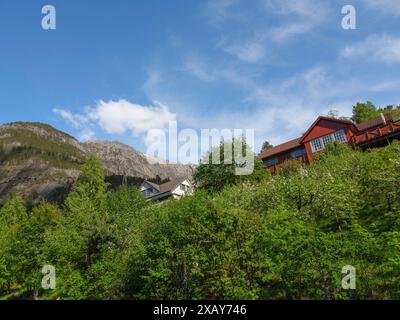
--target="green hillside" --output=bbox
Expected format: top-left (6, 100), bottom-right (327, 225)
top-left (0, 122), bottom-right (85, 169)
top-left (0, 141), bottom-right (399, 300)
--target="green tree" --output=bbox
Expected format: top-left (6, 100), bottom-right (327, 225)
top-left (43, 155), bottom-right (109, 299)
top-left (125, 189), bottom-right (264, 299)
top-left (194, 139), bottom-right (268, 193)
top-left (9, 201), bottom-right (61, 298)
top-left (0, 197), bottom-right (27, 295)
top-left (260, 141), bottom-right (273, 153)
top-left (379, 105), bottom-right (400, 121)
top-left (352, 101), bottom-right (380, 124)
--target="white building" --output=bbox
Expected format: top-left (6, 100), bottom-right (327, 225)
top-left (140, 177), bottom-right (194, 202)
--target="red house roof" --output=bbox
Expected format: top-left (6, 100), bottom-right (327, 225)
top-left (259, 137), bottom-right (301, 159)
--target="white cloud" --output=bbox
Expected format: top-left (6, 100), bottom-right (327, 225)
top-left (341, 34), bottom-right (400, 64)
top-left (87, 100), bottom-right (176, 135)
top-left (53, 100), bottom-right (176, 144)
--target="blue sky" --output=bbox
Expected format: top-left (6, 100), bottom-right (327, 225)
top-left (1, 0), bottom-right (400, 160)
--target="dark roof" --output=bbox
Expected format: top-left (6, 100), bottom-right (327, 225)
top-left (259, 137), bottom-right (302, 159)
top-left (143, 177), bottom-right (189, 195)
top-left (144, 180), bottom-right (161, 191)
top-left (158, 179), bottom-right (186, 193)
top-left (356, 114), bottom-right (392, 132)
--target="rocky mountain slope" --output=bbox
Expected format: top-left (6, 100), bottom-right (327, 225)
top-left (0, 122), bottom-right (195, 204)
top-left (82, 140), bottom-right (195, 180)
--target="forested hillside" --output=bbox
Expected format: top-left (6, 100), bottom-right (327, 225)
top-left (0, 141), bottom-right (399, 300)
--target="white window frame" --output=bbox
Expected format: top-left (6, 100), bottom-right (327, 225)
top-left (334, 130), bottom-right (347, 143)
top-left (311, 138), bottom-right (323, 153)
top-left (310, 129), bottom-right (347, 153)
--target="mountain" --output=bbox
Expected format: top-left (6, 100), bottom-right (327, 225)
top-left (0, 122), bottom-right (195, 204)
top-left (82, 140), bottom-right (195, 179)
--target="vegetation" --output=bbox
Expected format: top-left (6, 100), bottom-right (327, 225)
top-left (352, 102), bottom-right (400, 124)
top-left (194, 139), bottom-right (269, 194)
top-left (0, 126), bottom-right (84, 169)
top-left (0, 142), bottom-right (400, 300)
top-left (260, 141), bottom-right (274, 153)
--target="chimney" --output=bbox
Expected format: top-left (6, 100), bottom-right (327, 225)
top-left (380, 113), bottom-right (387, 125)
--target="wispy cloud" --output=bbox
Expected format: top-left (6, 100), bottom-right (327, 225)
top-left (178, 56), bottom-right (400, 149)
top-left (53, 107), bottom-right (95, 141)
top-left (142, 69), bottom-right (162, 97)
top-left (362, 0), bottom-right (400, 16)
top-left (182, 55), bottom-right (217, 82)
top-left (369, 80), bottom-right (400, 92)
top-left (264, 0), bottom-right (331, 42)
top-left (208, 0), bottom-right (331, 64)
top-left (340, 34), bottom-right (400, 64)
top-left (204, 0), bottom-right (242, 25)
top-left (53, 108), bottom-right (89, 128)
top-left (220, 36), bottom-right (267, 63)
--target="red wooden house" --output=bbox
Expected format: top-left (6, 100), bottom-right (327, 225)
top-left (260, 114), bottom-right (400, 173)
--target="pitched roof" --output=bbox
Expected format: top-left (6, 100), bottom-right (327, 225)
top-left (259, 137), bottom-right (302, 159)
top-left (144, 180), bottom-right (161, 191)
top-left (356, 114), bottom-right (392, 132)
top-left (158, 178), bottom-right (186, 193)
top-left (144, 177), bottom-right (189, 195)
top-left (299, 116), bottom-right (355, 143)
top-left (260, 116), bottom-right (355, 160)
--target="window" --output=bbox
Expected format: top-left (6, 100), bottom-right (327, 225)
top-left (311, 138), bottom-right (323, 152)
top-left (264, 157), bottom-right (278, 167)
top-left (291, 148), bottom-right (306, 158)
top-left (143, 188), bottom-right (154, 196)
top-left (310, 129), bottom-right (348, 153)
top-left (322, 134), bottom-right (333, 146)
top-left (334, 129), bottom-right (347, 143)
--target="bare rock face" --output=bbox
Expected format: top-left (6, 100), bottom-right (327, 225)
top-left (82, 140), bottom-right (195, 180)
top-left (0, 122), bottom-right (195, 204)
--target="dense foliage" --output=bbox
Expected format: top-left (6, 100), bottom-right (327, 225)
top-left (194, 139), bottom-right (269, 193)
top-left (0, 143), bottom-right (399, 300)
top-left (352, 101), bottom-right (400, 124)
